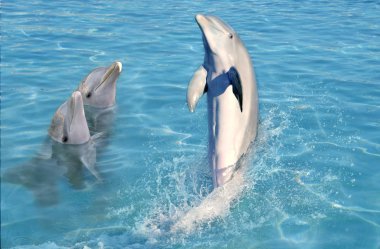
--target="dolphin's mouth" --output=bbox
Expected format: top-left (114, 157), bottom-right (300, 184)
top-left (196, 14), bottom-right (229, 36)
top-left (196, 15), bottom-right (214, 55)
top-left (195, 14), bottom-right (211, 40)
top-left (195, 14), bottom-right (223, 55)
top-left (94, 61), bottom-right (122, 92)
top-left (195, 14), bottom-right (206, 32)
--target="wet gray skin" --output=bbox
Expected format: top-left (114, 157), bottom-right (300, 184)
top-left (77, 61), bottom-right (122, 108)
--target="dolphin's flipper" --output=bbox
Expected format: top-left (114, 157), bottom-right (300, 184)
top-left (228, 67), bottom-right (243, 112)
top-left (187, 65), bottom-right (208, 112)
top-left (91, 132), bottom-right (105, 141)
top-left (80, 148), bottom-right (101, 181)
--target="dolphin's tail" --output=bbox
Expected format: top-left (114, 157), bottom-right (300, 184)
top-left (170, 168), bottom-right (246, 233)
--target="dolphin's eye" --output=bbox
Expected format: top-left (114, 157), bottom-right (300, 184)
top-left (228, 33), bottom-right (233, 39)
top-left (86, 92), bottom-right (92, 98)
top-left (62, 136), bottom-right (68, 143)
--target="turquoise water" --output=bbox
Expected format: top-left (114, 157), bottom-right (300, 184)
top-left (1, 0), bottom-right (380, 248)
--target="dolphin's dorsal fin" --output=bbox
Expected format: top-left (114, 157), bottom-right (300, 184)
top-left (227, 67), bottom-right (243, 112)
top-left (187, 65), bottom-right (208, 112)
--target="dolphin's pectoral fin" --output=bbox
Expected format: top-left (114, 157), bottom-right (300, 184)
top-left (80, 153), bottom-right (102, 182)
top-left (227, 67), bottom-right (243, 112)
top-left (91, 132), bottom-right (105, 142)
top-left (187, 65), bottom-right (208, 112)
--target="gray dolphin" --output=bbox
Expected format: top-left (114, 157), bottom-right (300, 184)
top-left (76, 62), bottom-right (122, 155)
top-left (48, 91), bottom-right (100, 178)
top-left (77, 61), bottom-right (122, 108)
top-left (187, 14), bottom-right (259, 188)
top-left (2, 91), bottom-right (101, 205)
top-left (49, 91), bottom-right (91, 144)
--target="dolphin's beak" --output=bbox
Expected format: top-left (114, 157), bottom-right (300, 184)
top-left (195, 14), bottom-right (216, 54)
top-left (71, 91), bottom-right (84, 110)
top-left (63, 90), bottom-right (90, 144)
top-left (195, 14), bottom-right (207, 32)
top-left (95, 61), bottom-right (122, 92)
top-left (116, 61), bottom-right (122, 73)
top-left (63, 91), bottom-right (81, 136)
top-left (68, 91), bottom-right (84, 132)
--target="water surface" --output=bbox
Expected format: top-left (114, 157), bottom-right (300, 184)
top-left (1, 1), bottom-right (380, 248)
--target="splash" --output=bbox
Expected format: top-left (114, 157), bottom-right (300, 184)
top-left (170, 161), bottom-right (248, 233)
top-left (133, 107), bottom-right (290, 243)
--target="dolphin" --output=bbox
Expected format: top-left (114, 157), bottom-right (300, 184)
top-left (49, 91), bottom-right (91, 144)
top-left (48, 91), bottom-right (100, 179)
top-left (187, 14), bottom-right (259, 188)
top-left (2, 91), bottom-right (101, 206)
top-left (76, 62), bottom-right (122, 155)
top-left (77, 61), bottom-right (122, 108)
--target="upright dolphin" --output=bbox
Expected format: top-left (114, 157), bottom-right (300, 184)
top-left (187, 14), bottom-right (259, 188)
top-left (77, 61), bottom-right (122, 108)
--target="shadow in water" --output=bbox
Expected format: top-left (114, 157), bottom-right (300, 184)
top-left (2, 138), bottom-right (98, 206)
top-left (2, 106), bottom-right (117, 207)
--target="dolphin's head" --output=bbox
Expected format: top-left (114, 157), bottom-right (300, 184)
top-left (49, 91), bottom-right (90, 144)
top-left (195, 14), bottom-right (238, 66)
top-left (77, 61), bottom-right (122, 108)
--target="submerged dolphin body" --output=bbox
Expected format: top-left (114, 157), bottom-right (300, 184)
top-left (2, 139), bottom-right (97, 205)
top-left (2, 92), bottom-right (100, 205)
top-left (187, 15), bottom-right (259, 188)
top-left (77, 61), bottom-right (122, 108)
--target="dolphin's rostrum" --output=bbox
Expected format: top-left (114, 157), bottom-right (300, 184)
top-left (77, 61), bottom-right (122, 108)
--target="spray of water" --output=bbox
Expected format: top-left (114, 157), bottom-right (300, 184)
top-left (133, 107), bottom-right (290, 244)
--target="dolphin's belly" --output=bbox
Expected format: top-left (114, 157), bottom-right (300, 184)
top-left (207, 85), bottom-right (245, 186)
top-left (205, 65), bottom-right (258, 187)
